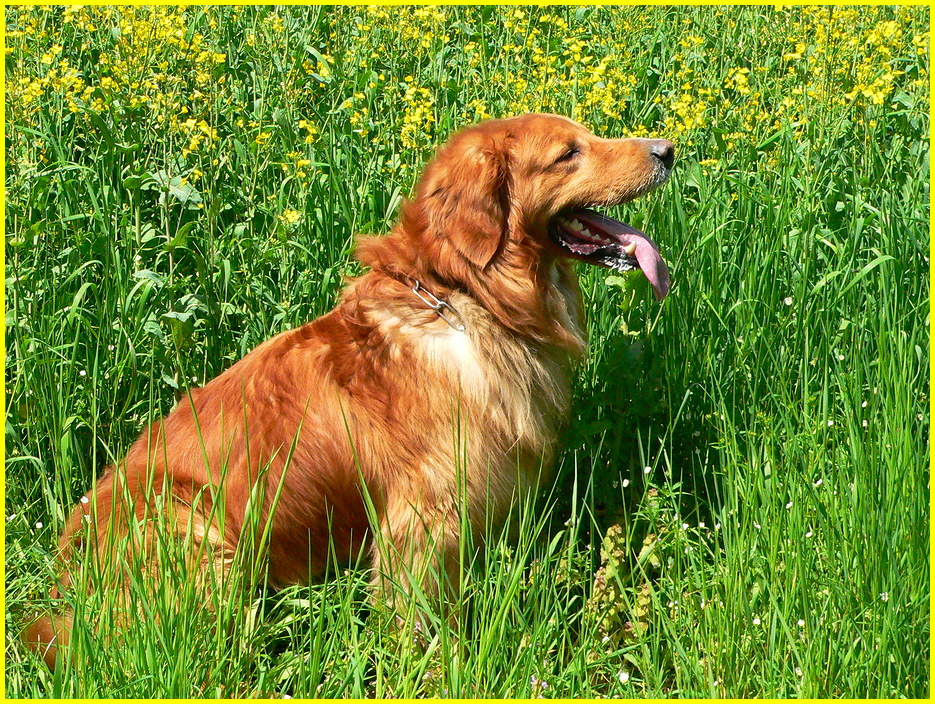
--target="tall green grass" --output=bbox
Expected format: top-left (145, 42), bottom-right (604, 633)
top-left (4, 5), bottom-right (929, 698)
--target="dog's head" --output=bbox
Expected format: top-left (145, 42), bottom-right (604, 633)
top-left (409, 114), bottom-right (672, 299)
top-left (357, 114), bottom-right (673, 344)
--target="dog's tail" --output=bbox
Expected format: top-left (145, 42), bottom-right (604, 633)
top-left (22, 609), bottom-right (73, 671)
top-left (22, 470), bottom-right (233, 670)
top-left (21, 472), bottom-right (121, 670)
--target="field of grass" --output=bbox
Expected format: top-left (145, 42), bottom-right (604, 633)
top-left (3, 4), bottom-right (930, 698)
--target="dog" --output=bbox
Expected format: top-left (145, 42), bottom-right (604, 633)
top-left (24, 113), bottom-right (673, 668)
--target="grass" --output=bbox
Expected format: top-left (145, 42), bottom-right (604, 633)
top-left (4, 4), bottom-right (930, 698)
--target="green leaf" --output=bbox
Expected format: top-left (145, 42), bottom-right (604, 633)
top-left (149, 170), bottom-right (203, 205)
top-left (165, 221), bottom-right (198, 251)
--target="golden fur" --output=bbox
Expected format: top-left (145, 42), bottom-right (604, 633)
top-left (24, 114), bottom-right (672, 668)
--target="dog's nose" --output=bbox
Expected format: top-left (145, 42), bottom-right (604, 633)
top-left (649, 140), bottom-right (675, 170)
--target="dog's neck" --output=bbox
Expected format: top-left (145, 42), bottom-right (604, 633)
top-left (355, 226), bottom-right (586, 354)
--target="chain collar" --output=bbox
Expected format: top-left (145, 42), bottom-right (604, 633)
top-left (409, 279), bottom-right (466, 332)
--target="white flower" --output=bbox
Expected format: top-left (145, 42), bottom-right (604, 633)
top-left (783, 296), bottom-right (793, 306)
top-left (643, 466), bottom-right (652, 475)
top-left (880, 592), bottom-right (889, 602)
top-left (797, 619), bottom-right (805, 627)
top-left (35, 521), bottom-right (43, 529)
top-left (622, 479), bottom-right (630, 488)
top-left (617, 670), bottom-right (630, 684)
top-left (752, 616), bottom-right (761, 626)
top-left (80, 496), bottom-right (90, 504)
top-left (785, 501), bottom-right (793, 509)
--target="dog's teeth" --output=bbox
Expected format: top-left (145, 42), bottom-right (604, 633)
top-left (562, 218), bottom-right (612, 245)
top-left (623, 242), bottom-right (637, 255)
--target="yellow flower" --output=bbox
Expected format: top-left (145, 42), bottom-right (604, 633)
top-left (725, 67), bottom-right (751, 95)
top-left (278, 209), bottom-right (302, 226)
top-left (400, 85), bottom-right (435, 149)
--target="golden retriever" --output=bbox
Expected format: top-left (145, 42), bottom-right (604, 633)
top-left (25, 113), bottom-right (673, 668)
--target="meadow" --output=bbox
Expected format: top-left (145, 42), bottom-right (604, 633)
top-left (3, 4), bottom-right (930, 698)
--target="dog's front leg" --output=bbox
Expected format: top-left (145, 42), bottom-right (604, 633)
top-left (369, 493), bottom-right (462, 638)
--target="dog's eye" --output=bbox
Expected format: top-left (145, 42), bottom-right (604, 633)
top-left (553, 145), bottom-right (580, 165)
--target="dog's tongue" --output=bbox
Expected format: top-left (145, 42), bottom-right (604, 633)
top-left (575, 208), bottom-right (670, 300)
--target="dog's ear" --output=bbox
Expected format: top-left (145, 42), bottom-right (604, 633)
top-left (419, 140), bottom-right (510, 270)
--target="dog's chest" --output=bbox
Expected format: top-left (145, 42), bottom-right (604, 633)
top-left (412, 304), bottom-right (574, 459)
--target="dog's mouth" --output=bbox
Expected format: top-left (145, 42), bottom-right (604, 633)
top-left (548, 208), bottom-right (670, 300)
